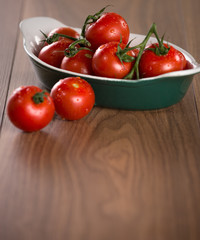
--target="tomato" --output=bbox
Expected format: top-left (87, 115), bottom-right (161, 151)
top-left (47, 26), bottom-right (80, 42)
top-left (61, 49), bottom-right (94, 75)
top-left (50, 77), bottom-right (95, 120)
top-left (7, 86), bottom-right (55, 132)
top-left (38, 39), bottom-right (73, 67)
top-left (85, 12), bottom-right (130, 50)
top-left (92, 41), bottom-right (135, 79)
top-left (139, 43), bottom-right (187, 78)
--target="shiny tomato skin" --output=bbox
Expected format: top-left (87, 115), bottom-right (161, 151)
top-left (7, 86), bottom-right (55, 132)
top-left (48, 27), bottom-right (80, 42)
top-left (139, 43), bottom-right (187, 78)
top-left (85, 12), bottom-right (130, 50)
top-left (61, 49), bottom-right (94, 75)
top-left (38, 39), bottom-right (73, 67)
top-left (92, 42), bottom-right (134, 79)
top-left (50, 77), bottom-right (95, 120)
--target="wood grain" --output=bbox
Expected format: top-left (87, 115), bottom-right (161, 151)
top-left (0, 0), bottom-right (23, 129)
top-left (181, 0), bottom-right (200, 122)
top-left (0, 0), bottom-right (200, 239)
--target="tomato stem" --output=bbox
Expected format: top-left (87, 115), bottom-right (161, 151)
top-left (81, 5), bottom-right (111, 38)
top-left (147, 34), bottom-right (170, 56)
top-left (40, 31), bottom-right (78, 44)
top-left (32, 90), bottom-right (47, 104)
top-left (124, 23), bottom-right (169, 79)
top-left (64, 38), bottom-right (93, 57)
top-left (115, 38), bottom-right (135, 64)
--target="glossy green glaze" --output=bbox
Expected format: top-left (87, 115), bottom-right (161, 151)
top-left (30, 57), bottom-right (193, 110)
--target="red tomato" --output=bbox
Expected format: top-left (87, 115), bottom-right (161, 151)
top-left (50, 77), bottom-right (95, 120)
top-left (7, 86), bottom-right (55, 132)
top-left (61, 49), bottom-right (94, 75)
top-left (48, 27), bottom-right (80, 42)
top-left (85, 12), bottom-right (130, 50)
top-left (139, 43), bottom-right (187, 78)
top-left (38, 39), bottom-right (73, 67)
top-left (92, 41), bottom-right (135, 79)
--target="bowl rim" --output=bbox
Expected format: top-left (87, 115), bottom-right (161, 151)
top-left (19, 16), bottom-right (200, 84)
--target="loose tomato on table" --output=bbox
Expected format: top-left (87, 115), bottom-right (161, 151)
top-left (50, 77), bottom-right (95, 121)
top-left (92, 41), bottom-right (136, 79)
top-left (139, 43), bottom-right (187, 78)
top-left (7, 86), bottom-right (55, 132)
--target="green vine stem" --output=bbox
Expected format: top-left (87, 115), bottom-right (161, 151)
top-left (40, 31), bottom-right (78, 44)
top-left (124, 23), bottom-right (170, 80)
top-left (64, 38), bottom-right (93, 57)
top-left (81, 5), bottom-right (111, 38)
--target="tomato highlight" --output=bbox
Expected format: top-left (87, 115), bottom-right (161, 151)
top-left (92, 41), bottom-right (135, 78)
top-left (7, 86), bottom-right (55, 132)
top-left (50, 77), bottom-right (95, 120)
top-left (139, 43), bottom-right (187, 78)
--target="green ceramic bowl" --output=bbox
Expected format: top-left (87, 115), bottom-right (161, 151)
top-left (20, 17), bottom-right (200, 110)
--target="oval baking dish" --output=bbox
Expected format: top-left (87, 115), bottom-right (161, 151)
top-left (20, 17), bottom-right (200, 110)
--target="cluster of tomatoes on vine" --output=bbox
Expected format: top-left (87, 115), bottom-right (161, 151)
top-left (7, 6), bottom-right (188, 132)
top-left (38, 5), bottom-right (187, 79)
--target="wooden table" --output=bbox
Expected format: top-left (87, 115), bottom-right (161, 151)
top-left (0, 0), bottom-right (200, 239)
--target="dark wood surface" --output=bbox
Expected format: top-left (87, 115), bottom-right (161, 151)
top-left (0, 0), bottom-right (200, 239)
